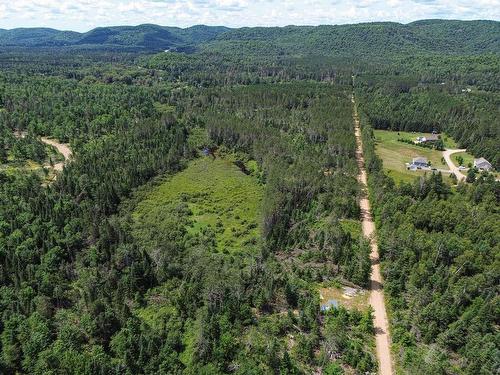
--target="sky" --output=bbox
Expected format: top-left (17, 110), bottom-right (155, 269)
top-left (0, 0), bottom-right (499, 32)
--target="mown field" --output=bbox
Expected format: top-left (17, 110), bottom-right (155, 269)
top-left (373, 130), bottom-right (450, 183)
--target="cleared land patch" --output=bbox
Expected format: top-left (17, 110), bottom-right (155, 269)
top-left (374, 130), bottom-right (450, 184)
top-left (133, 157), bottom-right (263, 254)
top-left (452, 151), bottom-right (475, 167)
top-left (0, 143), bottom-right (65, 181)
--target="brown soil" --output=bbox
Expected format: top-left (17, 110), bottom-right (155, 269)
top-left (352, 94), bottom-right (394, 375)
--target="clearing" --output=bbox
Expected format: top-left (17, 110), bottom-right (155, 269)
top-left (451, 151), bottom-right (475, 168)
top-left (133, 157), bottom-right (263, 254)
top-left (374, 130), bottom-right (451, 184)
top-left (319, 282), bottom-right (369, 312)
top-left (40, 137), bottom-right (72, 171)
top-left (1, 135), bottom-right (69, 181)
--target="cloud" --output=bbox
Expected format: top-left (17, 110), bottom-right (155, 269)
top-left (0, 0), bottom-right (498, 31)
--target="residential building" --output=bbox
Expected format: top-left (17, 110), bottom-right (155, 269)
top-left (474, 157), bottom-right (492, 171)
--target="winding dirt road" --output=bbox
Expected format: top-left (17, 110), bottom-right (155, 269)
top-left (41, 137), bottom-right (72, 171)
top-left (352, 95), bottom-right (394, 375)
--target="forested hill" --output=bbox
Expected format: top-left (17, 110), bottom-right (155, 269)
top-left (202, 20), bottom-right (500, 57)
top-left (0, 20), bottom-right (498, 55)
top-left (0, 24), bottom-right (230, 51)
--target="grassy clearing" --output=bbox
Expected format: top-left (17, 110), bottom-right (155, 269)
top-left (374, 130), bottom-right (452, 184)
top-left (0, 144), bottom-right (63, 182)
top-left (133, 157), bottom-right (263, 254)
top-left (319, 283), bottom-right (369, 312)
top-left (452, 151), bottom-right (475, 167)
top-left (440, 134), bottom-right (458, 149)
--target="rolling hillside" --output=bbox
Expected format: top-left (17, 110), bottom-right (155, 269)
top-left (0, 24), bottom-right (230, 51)
top-left (0, 20), bottom-right (498, 55)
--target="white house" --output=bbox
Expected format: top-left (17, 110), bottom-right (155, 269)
top-left (474, 157), bottom-right (492, 171)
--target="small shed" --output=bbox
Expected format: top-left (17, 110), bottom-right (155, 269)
top-left (320, 299), bottom-right (339, 312)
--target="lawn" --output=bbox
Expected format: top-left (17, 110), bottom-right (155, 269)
top-left (440, 134), bottom-right (459, 149)
top-left (374, 130), bottom-right (454, 184)
top-left (452, 151), bottom-right (475, 168)
top-left (133, 157), bottom-right (263, 254)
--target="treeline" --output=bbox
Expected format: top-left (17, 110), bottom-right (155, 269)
top-left (143, 52), bottom-right (357, 86)
top-left (189, 83), bottom-right (369, 283)
top-left (0, 117), bottom-right (187, 374)
top-left (359, 109), bottom-right (499, 374)
top-left (0, 130), bottom-right (47, 163)
top-left (0, 71), bottom-right (162, 143)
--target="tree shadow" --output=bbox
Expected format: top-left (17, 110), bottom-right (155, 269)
top-left (370, 280), bottom-right (384, 291)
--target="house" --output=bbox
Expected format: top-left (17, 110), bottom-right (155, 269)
top-left (424, 134), bottom-right (439, 142)
top-left (407, 156), bottom-right (429, 170)
top-left (415, 134), bottom-right (439, 143)
top-left (474, 157), bottom-right (492, 171)
top-left (412, 157), bottom-right (428, 167)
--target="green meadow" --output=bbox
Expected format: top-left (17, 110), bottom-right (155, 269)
top-left (133, 157), bottom-right (263, 254)
top-left (374, 130), bottom-right (451, 184)
top-left (452, 151), bottom-right (475, 167)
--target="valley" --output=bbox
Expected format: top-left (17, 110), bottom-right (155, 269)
top-left (0, 19), bottom-right (498, 375)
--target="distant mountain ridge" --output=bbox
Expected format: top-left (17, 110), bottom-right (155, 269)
top-left (0, 24), bottom-right (231, 51)
top-left (0, 20), bottom-right (498, 55)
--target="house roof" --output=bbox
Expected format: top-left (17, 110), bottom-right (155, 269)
top-left (425, 134), bottom-right (439, 141)
top-left (474, 157), bottom-right (491, 166)
top-left (412, 156), bottom-right (428, 164)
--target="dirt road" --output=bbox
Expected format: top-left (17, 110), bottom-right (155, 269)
top-left (41, 137), bottom-right (72, 171)
top-left (352, 95), bottom-right (394, 375)
top-left (442, 148), bottom-right (467, 182)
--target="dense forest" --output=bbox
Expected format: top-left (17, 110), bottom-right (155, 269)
top-left (0, 19), bottom-right (499, 374)
top-left (359, 112), bottom-right (499, 374)
top-left (0, 63), bottom-right (375, 372)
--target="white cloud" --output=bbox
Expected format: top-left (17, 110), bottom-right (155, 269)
top-left (0, 0), bottom-right (498, 31)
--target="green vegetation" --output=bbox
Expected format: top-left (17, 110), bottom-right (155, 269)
top-left (357, 75), bottom-right (500, 168)
top-left (3, 20), bottom-right (498, 57)
top-left (453, 151), bottom-right (475, 167)
top-left (0, 19), bottom-right (498, 375)
top-left (373, 130), bottom-right (449, 183)
top-left (0, 66), bottom-right (373, 373)
top-left (133, 157), bottom-right (263, 254)
top-left (362, 110), bottom-right (499, 375)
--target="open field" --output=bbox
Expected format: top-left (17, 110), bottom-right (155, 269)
top-left (374, 130), bottom-right (452, 184)
top-left (452, 151), bottom-right (475, 168)
top-left (133, 157), bottom-right (263, 254)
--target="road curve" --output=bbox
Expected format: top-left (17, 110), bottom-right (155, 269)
top-left (443, 149), bottom-right (467, 182)
top-left (352, 94), bottom-right (394, 375)
top-left (41, 137), bottom-right (72, 172)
